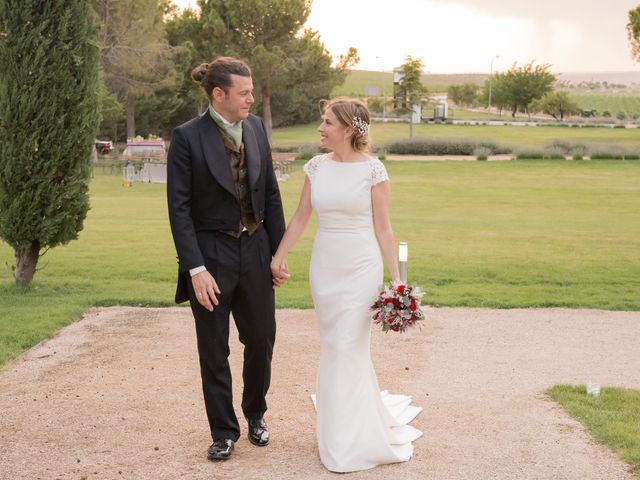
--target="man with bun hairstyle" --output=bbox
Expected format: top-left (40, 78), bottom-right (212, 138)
top-left (167, 56), bottom-right (287, 461)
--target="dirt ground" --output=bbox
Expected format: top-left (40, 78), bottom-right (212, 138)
top-left (1, 306), bottom-right (639, 480)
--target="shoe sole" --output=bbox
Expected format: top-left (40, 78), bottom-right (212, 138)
top-left (248, 435), bottom-right (269, 447)
top-left (207, 453), bottom-right (232, 461)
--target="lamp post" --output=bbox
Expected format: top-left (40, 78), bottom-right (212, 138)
top-left (398, 242), bottom-right (408, 284)
top-left (487, 55), bottom-right (499, 117)
top-left (376, 56), bottom-right (386, 119)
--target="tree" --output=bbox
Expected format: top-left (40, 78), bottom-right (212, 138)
top-left (500, 62), bottom-right (555, 118)
top-left (94, 0), bottom-right (178, 138)
top-left (628, 5), bottom-right (640, 62)
top-left (479, 74), bottom-right (508, 115)
top-left (196, 0), bottom-right (311, 141)
top-left (167, 0), bottom-right (357, 137)
top-left (447, 83), bottom-right (480, 107)
top-left (164, 6), bottom-right (209, 128)
top-left (97, 79), bottom-right (125, 141)
top-left (0, 0), bottom-right (101, 286)
top-left (532, 91), bottom-right (580, 121)
top-left (397, 56), bottom-right (427, 138)
top-left (265, 31), bottom-right (358, 127)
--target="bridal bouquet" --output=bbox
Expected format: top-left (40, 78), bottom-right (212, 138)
top-left (371, 282), bottom-right (425, 333)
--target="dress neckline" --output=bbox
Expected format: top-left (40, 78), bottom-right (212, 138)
top-left (324, 153), bottom-right (373, 164)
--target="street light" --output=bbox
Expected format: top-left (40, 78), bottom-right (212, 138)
top-left (488, 55), bottom-right (499, 117)
top-left (398, 242), bottom-right (408, 283)
top-left (376, 56), bottom-right (386, 119)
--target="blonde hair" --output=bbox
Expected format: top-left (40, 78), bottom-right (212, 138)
top-left (322, 97), bottom-right (371, 152)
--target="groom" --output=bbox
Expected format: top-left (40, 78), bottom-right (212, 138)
top-left (167, 56), bottom-right (286, 461)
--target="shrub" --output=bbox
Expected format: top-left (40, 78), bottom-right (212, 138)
top-left (295, 152), bottom-right (314, 161)
top-left (544, 141), bottom-right (587, 159)
top-left (516, 152), bottom-right (545, 160)
top-left (474, 146), bottom-right (491, 161)
top-left (384, 137), bottom-right (511, 155)
top-left (271, 146), bottom-right (297, 152)
top-left (516, 151), bottom-right (565, 160)
top-left (570, 144), bottom-right (588, 157)
top-left (544, 146), bottom-right (566, 158)
top-left (590, 152), bottom-right (624, 160)
top-left (367, 97), bottom-right (385, 114)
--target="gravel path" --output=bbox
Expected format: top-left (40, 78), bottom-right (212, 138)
top-left (1, 306), bottom-right (638, 480)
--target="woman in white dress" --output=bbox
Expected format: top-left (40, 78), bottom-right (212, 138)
top-left (271, 98), bottom-right (422, 472)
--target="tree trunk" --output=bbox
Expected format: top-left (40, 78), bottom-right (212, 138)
top-left (126, 92), bottom-right (136, 139)
top-left (261, 85), bottom-right (273, 145)
top-left (14, 240), bottom-right (40, 286)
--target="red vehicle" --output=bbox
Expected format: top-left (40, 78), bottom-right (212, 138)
top-left (95, 139), bottom-right (114, 154)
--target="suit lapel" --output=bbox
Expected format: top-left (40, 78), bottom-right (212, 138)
top-left (242, 119), bottom-right (260, 190)
top-left (197, 113), bottom-right (237, 198)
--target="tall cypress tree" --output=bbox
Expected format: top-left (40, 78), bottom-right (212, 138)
top-left (0, 0), bottom-right (101, 286)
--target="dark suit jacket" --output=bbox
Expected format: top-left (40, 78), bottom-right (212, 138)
top-left (167, 112), bottom-right (286, 303)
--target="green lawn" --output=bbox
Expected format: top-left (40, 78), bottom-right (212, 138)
top-left (1, 160), bottom-right (640, 365)
top-left (272, 122), bottom-right (640, 151)
top-left (548, 385), bottom-right (640, 478)
top-left (569, 93), bottom-right (640, 117)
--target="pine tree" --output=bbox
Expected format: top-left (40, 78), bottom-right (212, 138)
top-left (94, 0), bottom-right (178, 138)
top-left (0, 0), bottom-right (101, 286)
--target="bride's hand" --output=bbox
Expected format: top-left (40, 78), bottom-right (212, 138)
top-left (270, 257), bottom-right (290, 287)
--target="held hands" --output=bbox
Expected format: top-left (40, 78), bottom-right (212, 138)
top-left (192, 270), bottom-right (221, 312)
top-left (270, 257), bottom-right (290, 288)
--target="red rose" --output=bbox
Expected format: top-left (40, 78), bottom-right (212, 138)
top-left (384, 298), bottom-right (395, 306)
top-left (410, 299), bottom-right (417, 310)
top-left (396, 284), bottom-right (406, 295)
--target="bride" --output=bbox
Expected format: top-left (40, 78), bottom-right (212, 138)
top-left (271, 97), bottom-right (422, 472)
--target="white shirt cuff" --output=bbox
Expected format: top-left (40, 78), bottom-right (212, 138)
top-left (189, 266), bottom-right (207, 277)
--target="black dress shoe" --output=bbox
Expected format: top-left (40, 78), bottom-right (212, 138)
top-left (247, 418), bottom-right (269, 446)
top-left (207, 439), bottom-right (234, 461)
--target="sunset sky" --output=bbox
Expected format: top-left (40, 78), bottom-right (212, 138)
top-left (172, 0), bottom-right (640, 74)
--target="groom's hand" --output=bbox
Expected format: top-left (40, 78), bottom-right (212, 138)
top-left (192, 270), bottom-right (220, 311)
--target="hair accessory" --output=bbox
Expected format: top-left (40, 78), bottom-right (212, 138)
top-left (351, 116), bottom-right (369, 136)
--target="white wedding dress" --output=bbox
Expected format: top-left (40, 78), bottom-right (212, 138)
top-left (304, 154), bottom-right (423, 473)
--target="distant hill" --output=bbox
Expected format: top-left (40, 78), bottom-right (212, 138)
top-left (333, 70), bottom-right (488, 96)
top-left (334, 70), bottom-right (640, 97)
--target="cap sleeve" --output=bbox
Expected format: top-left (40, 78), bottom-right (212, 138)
top-left (370, 159), bottom-right (389, 186)
top-left (303, 154), bottom-right (325, 182)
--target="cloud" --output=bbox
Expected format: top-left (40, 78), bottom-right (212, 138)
top-left (426, 0), bottom-right (639, 72)
top-left (430, 0), bottom-right (633, 21)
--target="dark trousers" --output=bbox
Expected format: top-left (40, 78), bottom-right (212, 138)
top-left (187, 225), bottom-right (276, 442)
